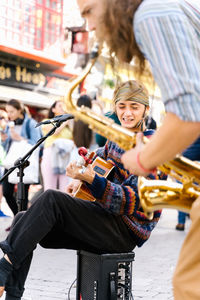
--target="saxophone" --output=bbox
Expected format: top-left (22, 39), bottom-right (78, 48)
top-left (64, 44), bottom-right (150, 150)
top-left (64, 45), bottom-right (200, 219)
top-left (139, 158), bottom-right (200, 219)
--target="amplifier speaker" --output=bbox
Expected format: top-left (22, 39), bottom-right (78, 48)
top-left (76, 250), bottom-right (135, 300)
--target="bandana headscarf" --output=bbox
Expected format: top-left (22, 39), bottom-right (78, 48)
top-left (113, 80), bottom-right (149, 106)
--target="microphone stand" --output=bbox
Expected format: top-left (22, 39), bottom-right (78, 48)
top-left (0, 121), bottom-right (64, 212)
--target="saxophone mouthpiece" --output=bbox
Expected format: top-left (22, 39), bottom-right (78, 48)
top-left (90, 43), bottom-right (99, 59)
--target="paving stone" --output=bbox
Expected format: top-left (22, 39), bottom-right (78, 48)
top-left (0, 201), bottom-right (188, 300)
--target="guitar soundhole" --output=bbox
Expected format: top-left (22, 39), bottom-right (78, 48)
top-left (93, 166), bottom-right (106, 175)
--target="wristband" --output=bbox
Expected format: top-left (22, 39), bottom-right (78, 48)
top-left (136, 152), bottom-right (157, 174)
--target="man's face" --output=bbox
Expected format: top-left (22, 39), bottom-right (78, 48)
top-left (77, 0), bottom-right (104, 31)
top-left (115, 100), bottom-right (148, 131)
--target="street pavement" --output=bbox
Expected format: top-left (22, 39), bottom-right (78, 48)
top-left (0, 199), bottom-right (189, 300)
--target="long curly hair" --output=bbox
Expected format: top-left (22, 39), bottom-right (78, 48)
top-left (97, 0), bottom-right (145, 73)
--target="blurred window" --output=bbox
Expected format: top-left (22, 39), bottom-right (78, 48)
top-left (0, 0), bottom-right (64, 55)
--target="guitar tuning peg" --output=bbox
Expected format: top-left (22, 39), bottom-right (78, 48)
top-left (78, 147), bottom-right (88, 157)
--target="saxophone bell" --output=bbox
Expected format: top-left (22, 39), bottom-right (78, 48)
top-left (138, 175), bottom-right (200, 220)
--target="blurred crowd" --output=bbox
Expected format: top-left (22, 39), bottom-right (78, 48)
top-left (0, 95), bottom-right (100, 226)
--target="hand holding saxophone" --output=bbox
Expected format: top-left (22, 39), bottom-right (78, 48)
top-left (121, 132), bottom-right (156, 176)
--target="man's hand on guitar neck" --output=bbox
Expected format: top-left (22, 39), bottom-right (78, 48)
top-left (66, 161), bottom-right (96, 184)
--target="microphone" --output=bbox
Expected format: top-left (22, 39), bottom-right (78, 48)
top-left (35, 114), bottom-right (74, 127)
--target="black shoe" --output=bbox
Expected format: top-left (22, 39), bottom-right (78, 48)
top-left (175, 224), bottom-right (185, 231)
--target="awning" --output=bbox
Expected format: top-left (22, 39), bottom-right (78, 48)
top-left (0, 44), bottom-right (67, 69)
top-left (0, 85), bottom-right (58, 108)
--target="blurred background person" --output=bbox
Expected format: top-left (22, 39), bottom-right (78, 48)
top-left (91, 94), bottom-right (104, 116)
top-left (40, 100), bottom-right (73, 192)
top-left (0, 109), bottom-right (8, 217)
top-left (145, 116), bottom-right (157, 130)
top-left (71, 94), bottom-right (98, 162)
top-left (1, 99), bottom-right (41, 226)
top-left (73, 95), bottom-right (93, 147)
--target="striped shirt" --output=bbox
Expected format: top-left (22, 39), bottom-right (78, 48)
top-left (134, 0), bottom-right (200, 122)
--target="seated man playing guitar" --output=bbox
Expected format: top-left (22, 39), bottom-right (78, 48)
top-left (0, 80), bottom-right (161, 300)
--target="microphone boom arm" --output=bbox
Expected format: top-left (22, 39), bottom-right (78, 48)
top-left (36, 114), bottom-right (74, 127)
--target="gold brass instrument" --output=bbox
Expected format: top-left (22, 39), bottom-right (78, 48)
top-left (65, 44), bottom-right (149, 150)
top-left (64, 45), bottom-right (200, 219)
top-left (139, 158), bottom-right (200, 219)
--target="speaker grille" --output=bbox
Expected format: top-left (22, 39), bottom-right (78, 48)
top-left (76, 251), bottom-right (135, 300)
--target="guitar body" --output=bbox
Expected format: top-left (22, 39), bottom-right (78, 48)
top-left (74, 156), bottom-right (114, 201)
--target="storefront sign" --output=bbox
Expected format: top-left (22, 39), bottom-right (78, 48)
top-left (0, 61), bottom-right (70, 95)
top-left (0, 62), bottom-right (46, 89)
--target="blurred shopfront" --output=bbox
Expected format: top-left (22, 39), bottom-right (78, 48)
top-left (0, 0), bottom-right (76, 121)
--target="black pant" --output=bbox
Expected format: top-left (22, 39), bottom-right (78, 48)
top-left (2, 170), bottom-right (30, 215)
top-left (4, 212), bottom-right (33, 298)
top-left (0, 189), bottom-right (136, 297)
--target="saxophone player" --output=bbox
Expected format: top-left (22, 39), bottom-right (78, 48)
top-left (76, 0), bottom-right (200, 299)
top-left (0, 80), bottom-right (161, 300)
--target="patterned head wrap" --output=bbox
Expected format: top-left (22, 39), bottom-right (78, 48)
top-left (113, 80), bottom-right (149, 106)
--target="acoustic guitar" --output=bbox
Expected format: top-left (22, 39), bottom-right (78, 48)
top-left (74, 153), bottom-right (114, 201)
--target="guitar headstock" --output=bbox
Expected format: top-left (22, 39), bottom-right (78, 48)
top-left (78, 147), bottom-right (94, 165)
